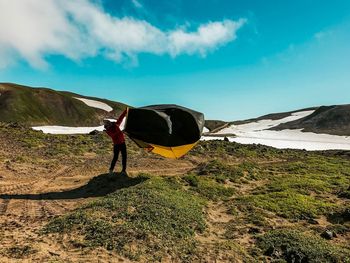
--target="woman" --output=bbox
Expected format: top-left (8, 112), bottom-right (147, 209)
top-left (104, 108), bottom-right (128, 175)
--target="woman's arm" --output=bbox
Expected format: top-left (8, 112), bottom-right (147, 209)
top-left (116, 108), bottom-right (128, 127)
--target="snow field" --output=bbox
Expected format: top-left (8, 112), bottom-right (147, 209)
top-left (74, 97), bottom-right (113, 112)
top-left (203, 110), bottom-right (350, 150)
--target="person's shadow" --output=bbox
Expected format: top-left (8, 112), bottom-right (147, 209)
top-left (0, 173), bottom-right (148, 200)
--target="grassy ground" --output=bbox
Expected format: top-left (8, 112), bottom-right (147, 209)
top-left (43, 141), bottom-right (350, 262)
top-left (0, 124), bottom-right (349, 262)
top-left (43, 175), bottom-right (206, 261)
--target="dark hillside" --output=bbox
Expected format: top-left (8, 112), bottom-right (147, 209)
top-left (204, 120), bottom-right (228, 132)
top-left (272, 105), bottom-right (350, 136)
top-left (0, 83), bottom-right (127, 126)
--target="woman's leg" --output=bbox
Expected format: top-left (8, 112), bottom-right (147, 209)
top-left (120, 142), bottom-right (127, 172)
top-left (109, 144), bottom-right (120, 172)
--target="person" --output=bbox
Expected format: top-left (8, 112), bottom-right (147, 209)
top-left (104, 108), bottom-right (128, 175)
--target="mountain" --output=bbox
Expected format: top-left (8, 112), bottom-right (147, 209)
top-left (271, 105), bottom-right (350, 136)
top-left (205, 105), bottom-right (350, 151)
top-left (231, 107), bottom-right (318, 125)
top-left (0, 83), bottom-right (127, 126)
top-left (204, 107), bottom-right (318, 132)
top-left (209, 105), bottom-right (350, 137)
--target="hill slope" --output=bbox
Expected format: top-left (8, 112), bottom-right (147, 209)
top-left (271, 105), bottom-right (350, 136)
top-left (0, 83), bottom-right (127, 126)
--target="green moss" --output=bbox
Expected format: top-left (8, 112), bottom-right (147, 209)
top-left (0, 123), bottom-right (116, 160)
top-left (237, 191), bottom-right (335, 219)
top-left (183, 174), bottom-right (199, 187)
top-left (194, 160), bottom-right (242, 181)
top-left (265, 175), bottom-right (330, 195)
top-left (339, 189), bottom-right (350, 199)
top-left (263, 158), bottom-right (350, 196)
top-left (184, 175), bottom-right (235, 201)
top-left (328, 206), bottom-right (350, 224)
top-left (327, 224), bottom-right (350, 235)
top-left (192, 159), bottom-right (263, 184)
top-left (191, 140), bottom-right (290, 160)
top-left (257, 229), bottom-right (350, 263)
top-left (203, 241), bottom-right (254, 262)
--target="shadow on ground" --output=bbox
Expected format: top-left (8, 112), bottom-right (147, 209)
top-left (0, 173), bottom-right (147, 200)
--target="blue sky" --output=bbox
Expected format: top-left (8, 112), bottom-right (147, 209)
top-left (0, 0), bottom-right (349, 120)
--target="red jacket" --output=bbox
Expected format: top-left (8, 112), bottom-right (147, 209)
top-left (105, 110), bottom-right (127, 145)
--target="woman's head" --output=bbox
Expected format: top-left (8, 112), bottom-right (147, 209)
top-left (103, 119), bottom-right (113, 129)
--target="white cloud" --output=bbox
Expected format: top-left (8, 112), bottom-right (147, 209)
top-left (315, 31), bottom-right (326, 40)
top-left (0, 0), bottom-right (246, 68)
top-left (169, 19), bottom-right (246, 57)
top-left (131, 0), bottom-right (143, 9)
top-left (314, 30), bottom-right (335, 41)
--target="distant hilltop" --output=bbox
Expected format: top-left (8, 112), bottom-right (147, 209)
top-left (206, 105), bottom-right (350, 137)
top-left (0, 83), bottom-right (127, 126)
top-left (270, 105), bottom-right (350, 136)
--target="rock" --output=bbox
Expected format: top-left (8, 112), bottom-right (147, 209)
top-left (307, 218), bottom-right (319, 225)
top-left (89, 129), bottom-right (100, 135)
top-left (248, 227), bottom-right (260, 234)
top-left (321, 230), bottom-right (335, 240)
top-left (48, 251), bottom-right (60, 256)
top-left (264, 246), bottom-right (275, 256)
top-left (264, 247), bottom-right (283, 258)
top-left (272, 248), bottom-right (283, 258)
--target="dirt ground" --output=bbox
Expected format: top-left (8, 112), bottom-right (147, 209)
top-left (2, 128), bottom-right (349, 262)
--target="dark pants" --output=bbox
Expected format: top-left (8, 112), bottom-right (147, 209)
top-left (110, 142), bottom-right (127, 172)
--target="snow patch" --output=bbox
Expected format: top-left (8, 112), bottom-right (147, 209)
top-left (32, 125), bottom-right (104, 134)
top-left (74, 97), bottom-right (113, 112)
top-left (32, 117), bottom-right (126, 135)
top-left (203, 130), bottom-right (350, 151)
top-left (203, 127), bottom-right (209, 133)
top-left (206, 110), bottom-right (350, 151)
top-left (201, 136), bottom-right (225, 141)
top-left (218, 110), bottom-right (315, 134)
